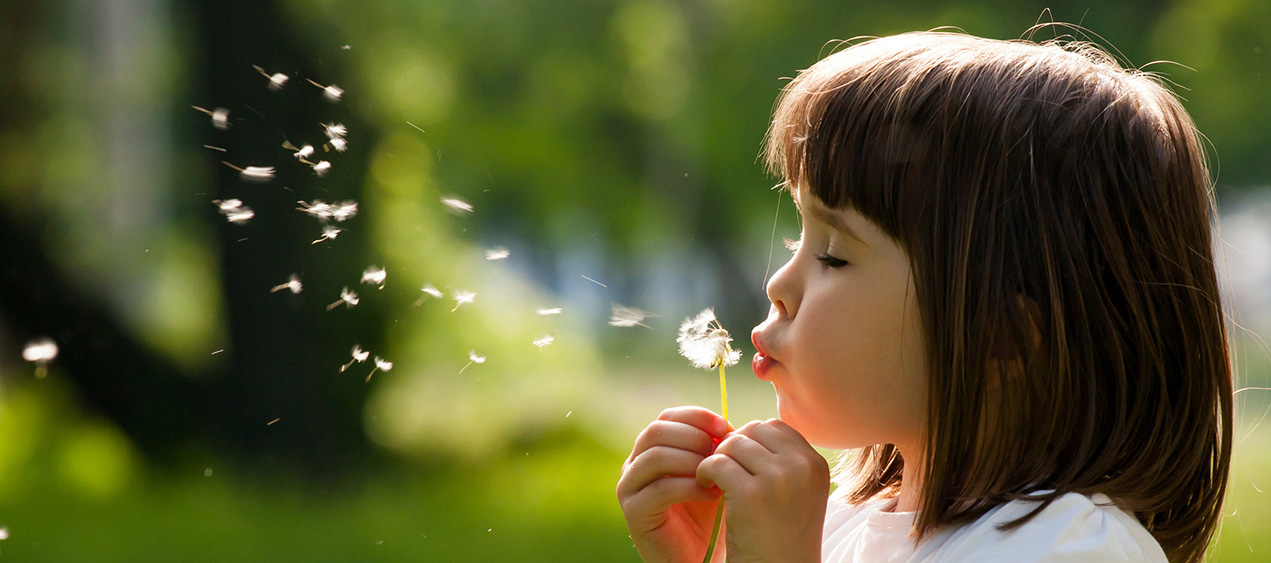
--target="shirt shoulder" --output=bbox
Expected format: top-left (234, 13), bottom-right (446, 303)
top-left (919, 493), bottom-right (1168, 563)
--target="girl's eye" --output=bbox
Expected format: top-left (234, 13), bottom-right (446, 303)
top-left (816, 253), bottom-right (848, 268)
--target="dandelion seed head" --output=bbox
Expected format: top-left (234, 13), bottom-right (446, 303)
top-left (0, 526), bottom-right (9, 540)
top-left (536, 307), bottom-right (563, 315)
top-left (22, 338), bottom-right (59, 363)
top-left (533, 335), bottom-right (555, 349)
top-left (485, 247), bottom-right (510, 261)
top-left (361, 266), bottom-right (387, 288)
top-left (323, 85), bottom-right (344, 102)
top-left (374, 356), bottom-right (393, 371)
top-left (468, 350), bottom-right (486, 364)
top-left (328, 138), bottom-right (348, 152)
top-left (609, 305), bottom-right (651, 328)
top-left (294, 144), bottom-right (315, 159)
top-left (313, 225), bottom-right (342, 244)
top-left (269, 73), bottom-right (289, 90)
top-left (440, 197), bottom-right (474, 214)
top-left (421, 284), bottom-right (443, 298)
top-left (312, 160), bottom-right (332, 176)
top-left (676, 308), bottom-right (740, 370)
top-left (214, 199), bottom-right (243, 212)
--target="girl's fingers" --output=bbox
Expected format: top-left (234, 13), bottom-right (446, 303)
top-left (714, 431), bottom-right (777, 476)
top-left (627, 419), bottom-right (719, 465)
top-left (619, 476), bottom-right (721, 523)
top-left (696, 451), bottom-right (755, 490)
top-left (618, 446), bottom-right (709, 498)
top-left (656, 406), bottom-right (732, 437)
top-left (737, 418), bottom-right (809, 455)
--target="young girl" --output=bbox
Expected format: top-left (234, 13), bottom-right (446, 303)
top-left (617, 31), bottom-right (1232, 563)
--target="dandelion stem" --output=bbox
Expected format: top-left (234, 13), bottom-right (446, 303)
top-left (703, 362), bottom-right (729, 563)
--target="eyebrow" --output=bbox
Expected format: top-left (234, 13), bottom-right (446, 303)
top-left (792, 191), bottom-right (867, 246)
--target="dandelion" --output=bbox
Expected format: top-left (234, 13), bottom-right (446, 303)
top-left (676, 308), bottom-right (742, 371)
top-left (306, 78), bottom-right (343, 102)
top-left (341, 344), bottom-right (370, 372)
top-left (609, 304), bottom-right (652, 329)
top-left (192, 106), bottom-right (230, 130)
top-left (253, 65), bottom-right (289, 90)
top-left (441, 197), bottom-right (474, 214)
top-left (326, 287), bottom-right (359, 310)
top-left (536, 307), bottom-right (563, 315)
top-left (295, 144), bottom-right (314, 159)
top-left (413, 284), bottom-right (443, 306)
top-left (361, 266), bottom-right (387, 289)
top-left (366, 356), bottom-right (394, 382)
top-left (23, 337), bottom-right (58, 379)
top-left (533, 335), bottom-right (555, 350)
top-left (270, 274), bottom-right (303, 294)
top-left (451, 290), bottom-right (476, 312)
top-left (675, 307), bottom-right (740, 563)
top-left (312, 160), bottom-right (332, 176)
top-left (298, 200), bottom-right (332, 219)
top-left (327, 137), bottom-right (348, 152)
top-left (312, 225), bottom-right (342, 244)
top-left (222, 161), bottom-right (275, 182)
top-left (458, 350), bottom-right (486, 374)
top-left (485, 247), bottom-right (510, 261)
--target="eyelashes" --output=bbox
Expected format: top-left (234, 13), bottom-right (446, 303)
top-left (785, 236), bottom-right (847, 268)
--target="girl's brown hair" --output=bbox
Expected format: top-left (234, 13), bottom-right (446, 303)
top-left (765, 32), bottom-right (1232, 562)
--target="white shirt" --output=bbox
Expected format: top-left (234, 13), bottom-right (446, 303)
top-left (822, 492), bottom-right (1167, 562)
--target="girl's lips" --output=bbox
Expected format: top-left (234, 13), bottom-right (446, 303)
top-left (751, 331), bottom-right (777, 380)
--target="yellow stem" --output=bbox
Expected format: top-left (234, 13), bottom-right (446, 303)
top-left (719, 363), bottom-right (729, 421)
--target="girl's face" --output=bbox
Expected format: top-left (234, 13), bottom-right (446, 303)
top-left (751, 187), bottom-right (928, 452)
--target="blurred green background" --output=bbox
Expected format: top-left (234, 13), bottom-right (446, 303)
top-left (1, 0), bottom-right (1268, 560)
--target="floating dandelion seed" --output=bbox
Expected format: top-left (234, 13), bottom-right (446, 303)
top-left (312, 225), bottom-right (342, 244)
top-left (306, 78), bottom-right (343, 102)
top-left (485, 247), bottom-right (510, 261)
top-left (458, 350), bottom-right (486, 374)
top-left (192, 106), bottom-right (230, 130)
top-left (533, 335), bottom-right (555, 350)
top-left (676, 307), bottom-right (739, 563)
top-left (451, 291), bottom-right (476, 312)
top-left (536, 307), bottom-right (563, 315)
top-left (312, 160), bottom-right (332, 176)
top-left (326, 287), bottom-right (359, 310)
top-left (0, 526), bottom-right (9, 540)
top-left (609, 304), bottom-right (652, 328)
top-left (213, 199), bottom-right (254, 224)
top-left (295, 145), bottom-right (314, 159)
top-left (413, 284), bottom-right (444, 306)
top-left (441, 197), bottom-right (474, 214)
top-left (331, 201), bottom-right (358, 221)
top-left (341, 344), bottom-right (370, 372)
top-left (327, 138), bottom-right (348, 152)
top-left (361, 266), bottom-right (387, 289)
top-left (222, 161), bottom-right (275, 182)
top-left (366, 356), bottom-right (393, 382)
top-left (253, 65), bottom-right (289, 91)
top-left (270, 274), bottom-right (303, 294)
top-left (323, 122), bottom-right (348, 139)
top-left (23, 337), bottom-right (58, 378)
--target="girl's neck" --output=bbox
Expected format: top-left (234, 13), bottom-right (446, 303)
top-left (892, 445), bottom-right (924, 513)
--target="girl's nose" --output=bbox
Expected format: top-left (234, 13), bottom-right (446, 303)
top-left (765, 258), bottom-right (800, 319)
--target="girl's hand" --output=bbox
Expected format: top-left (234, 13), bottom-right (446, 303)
top-left (617, 406), bottom-right (732, 563)
top-left (696, 418), bottom-right (829, 563)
